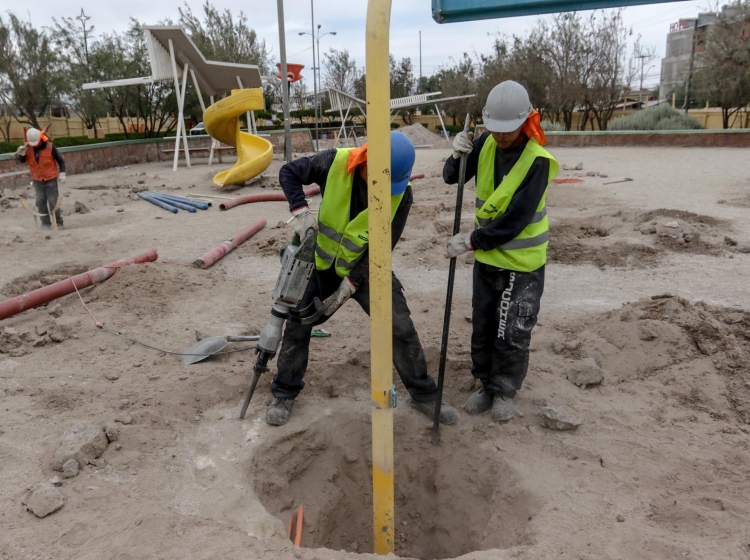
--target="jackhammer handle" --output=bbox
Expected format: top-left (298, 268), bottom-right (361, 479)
top-left (239, 370), bottom-right (263, 419)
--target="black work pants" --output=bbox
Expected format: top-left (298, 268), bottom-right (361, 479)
top-left (34, 178), bottom-right (63, 227)
top-left (471, 262), bottom-right (544, 398)
top-left (271, 268), bottom-right (437, 402)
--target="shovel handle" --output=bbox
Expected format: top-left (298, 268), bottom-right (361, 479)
top-left (432, 113), bottom-right (472, 446)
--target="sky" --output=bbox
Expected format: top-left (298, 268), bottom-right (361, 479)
top-left (20, 0), bottom-right (711, 89)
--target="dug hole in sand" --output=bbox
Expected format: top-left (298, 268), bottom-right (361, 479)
top-left (252, 412), bottom-right (537, 559)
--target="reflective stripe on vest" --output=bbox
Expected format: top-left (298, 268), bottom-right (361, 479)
top-left (315, 149), bottom-right (404, 278)
top-left (474, 136), bottom-right (558, 272)
top-left (26, 145), bottom-right (59, 182)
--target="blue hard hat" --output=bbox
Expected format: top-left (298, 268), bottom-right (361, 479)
top-left (390, 131), bottom-right (415, 196)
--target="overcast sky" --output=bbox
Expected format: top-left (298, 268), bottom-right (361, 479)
top-left (21, 0), bottom-right (709, 88)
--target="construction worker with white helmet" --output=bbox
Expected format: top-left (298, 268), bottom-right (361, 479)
top-left (443, 80), bottom-right (558, 422)
top-left (15, 127), bottom-right (67, 230)
top-left (266, 131), bottom-right (458, 427)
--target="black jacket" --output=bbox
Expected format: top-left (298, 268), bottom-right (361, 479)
top-left (443, 132), bottom-right (549, 252)
top-left (279, 149), bottom-right (411, 287)
top-left (16, 141), bottom-right (66, 173)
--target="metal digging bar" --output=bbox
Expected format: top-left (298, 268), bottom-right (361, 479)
top-left (432, 113), bottom-right (471, 446)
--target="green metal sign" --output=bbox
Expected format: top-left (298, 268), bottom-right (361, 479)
top-left (432, 0), bottom-right (684, 22)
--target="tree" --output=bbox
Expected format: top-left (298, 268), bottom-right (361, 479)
top-left (292, 79), bottom-right (308, 111)
top-left (435, 54), bottom-right (482, 125)
top-left (51, 15), bottom-right (107, 132)
top-left (0, 12), bottom-right (64, 129)
top-left (584, 11), bottom-right (634, 130)
top-left (390, 56), bottom-right (415, 98)
top-left (178, 1), bottom-right (271, 72)
top-left (693, 5), bottom-right (750, 128)
top-left (323, 48), bottom-right (358, 94)
top-left (530, 13), bottom-right (591, 130)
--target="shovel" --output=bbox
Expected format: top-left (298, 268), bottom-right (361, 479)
top-left (182, 335), bottom-right (259, 365)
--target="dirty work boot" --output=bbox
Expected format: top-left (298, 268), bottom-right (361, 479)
top-left (265, 398), bottom-right (295, 426)
top-left (463, 387), bottom-right (493, 415)
top-left (491, 394), bottom-right (516, 422)
top-left (410, 399), bottom-right (458, 425)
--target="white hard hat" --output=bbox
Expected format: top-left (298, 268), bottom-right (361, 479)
top-left (26, 128), bottom-right (41, 147)
top-left (482, 81), bottom-right (533, 133)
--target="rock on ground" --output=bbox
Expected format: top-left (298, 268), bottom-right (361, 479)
top-left (62, 459), bottom-right (79, 479)
top-left (565, 358), bottom-right (604, 388)
top-left (540, 405), bottom-right (583, 431)
top-left (23, 483), bottom-right (64, 518)
top-left (50, 421), bottom-right (109, 472)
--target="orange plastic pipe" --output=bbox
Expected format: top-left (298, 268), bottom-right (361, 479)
top-left (219, 185), bottom-right (321, 211)
top-left (193, 219), bottom-right (267, 269)
top-left (294, 505), bottom-right (304, 547)
top-left (0, 250), bottom-right (158, 321)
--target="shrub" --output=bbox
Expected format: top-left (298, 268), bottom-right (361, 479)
top-left (541, 120), bottom-right (566, 132)
top-left (608, 106), bottom-right (703, 131)
top-left (0, 141), bottom-right (23, 154)
top-left (390, 122), bottom-right (400, 129)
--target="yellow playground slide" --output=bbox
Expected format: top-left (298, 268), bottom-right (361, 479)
top-left (203, 88), bottom-right (273, 188)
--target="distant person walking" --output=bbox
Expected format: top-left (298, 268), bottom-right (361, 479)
top-left (15, 128), bottom-right (66, 230)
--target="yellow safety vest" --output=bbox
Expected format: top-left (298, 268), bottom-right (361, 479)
top-left (315, 148), bottom-right (405, 278)
top-left (474, 136), bottom-right (558, 272)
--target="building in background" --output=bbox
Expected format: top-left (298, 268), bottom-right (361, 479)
top-left (658, 12), bottom-right (719, 101)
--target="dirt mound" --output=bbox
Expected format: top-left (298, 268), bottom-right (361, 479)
top-left (400, 124), bottom-right (443, 146)
top-left (252, 412), bottom-right (538, 559)
top-left (87, 263), bottom-right (193, 318)
top-left (565, 295), bottom-right (750, 420)
top-left (0, 264), bottom-right (93, 298)
top-left (549, 239), bottom-right (660, 268)
top-left (636, 209), bottom-right (728, 256)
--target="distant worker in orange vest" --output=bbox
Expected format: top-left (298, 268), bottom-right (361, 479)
top-left (15, 127), bottom-right (66, 230)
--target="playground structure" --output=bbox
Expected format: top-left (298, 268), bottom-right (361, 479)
top-left (326, 87), bottom-right (476, 144)
top-left (82, 26), bottom-right (268, 179)
top-left (203, 89), bottom-right (273, 188)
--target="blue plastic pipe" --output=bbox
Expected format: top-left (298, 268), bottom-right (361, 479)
top-left (138, 192), bottom-right (178, 213)
top-left (152, 193), bottom-right (210, 210)
top-left (148, 193), bottom-right (197, 213)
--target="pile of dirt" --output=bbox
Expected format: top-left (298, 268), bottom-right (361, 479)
top-left (252, 412), bottom-right (538, 559)
top-left (563, 294), bottom-right (750, 421)
top-left (0, 264), bottom-right (91, 298)
top-left (400, 124), bottom-right (444, 146)
top-left (636, 209), bottom-right (728, 255)
top-left (87, 263), bottom-right (194, 319)
top-left (548, 238), bottom-right (660, 269)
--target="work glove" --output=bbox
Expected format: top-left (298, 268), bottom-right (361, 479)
top-left (14, 145), bottom-right (26, 158)
top-left (59, 172), bottom-right (66, 182)
top-left (445, 232), bottom-right (473, 259)
top-left (292, 206), bottom-right (317, 238)
top-left (452, 131), bottom-right (474, 159)
top-left (322, 277), bottom-right (357, 316)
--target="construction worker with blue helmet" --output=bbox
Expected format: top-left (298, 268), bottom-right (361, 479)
top-left (266, 131), bottom-right (458, 427)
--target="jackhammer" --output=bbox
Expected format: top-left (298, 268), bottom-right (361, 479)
top-left (239, 229), bottom-right (323, 419)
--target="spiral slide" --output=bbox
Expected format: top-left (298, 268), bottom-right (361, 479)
top-left (203, 88), bottom-right (273, 188)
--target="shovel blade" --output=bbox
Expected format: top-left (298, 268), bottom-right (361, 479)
top-left (183, 336), bottom-right (228, 365)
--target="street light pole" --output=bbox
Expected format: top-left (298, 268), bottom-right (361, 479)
top-left (310, 1), bottom-right (318, 151)
top-left (316, 27), bottom-right (337, 140)
top-left (277, 0), bottom-right (292, 162)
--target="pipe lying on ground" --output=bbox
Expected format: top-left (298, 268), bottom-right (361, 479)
top-left (219, 173), bottom-right (425, 212)
top-left (149, 193), bottom-right (197, 213)
top-left (153, 193), bottom-right (211, 209)
top-left (193, 219), bottom-right (267, 269)
top-left (219, 185), bottom-right (321, 211)
top-left (138, 192), bottom-right (178, 214)
top-left (0, 250), bottom-right (159, 321)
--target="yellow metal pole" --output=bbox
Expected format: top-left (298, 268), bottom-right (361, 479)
top-left (365, 0), bottom-right (395, 555)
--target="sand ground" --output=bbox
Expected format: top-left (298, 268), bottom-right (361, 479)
top-left (0, 146), bottom-right (749, 560)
